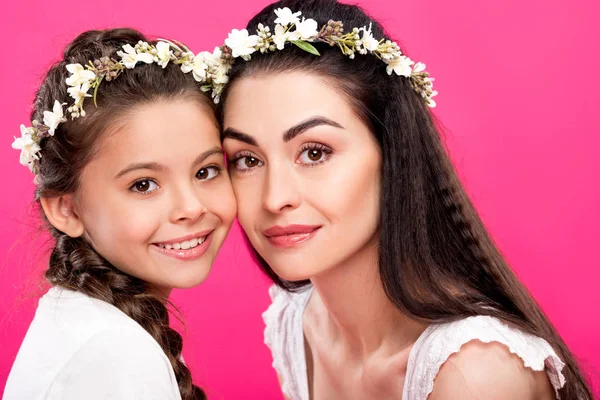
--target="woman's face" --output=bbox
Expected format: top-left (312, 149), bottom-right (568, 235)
top-left (222, 72), bottom-right (382, 281)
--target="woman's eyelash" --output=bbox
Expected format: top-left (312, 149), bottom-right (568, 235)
top-left (299, 143), bottom-right (333, 155)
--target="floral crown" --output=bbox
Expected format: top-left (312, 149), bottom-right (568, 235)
top-left (14, 9), bottom-right (437, 176)
top-left (222, 7), bottom-right (438, 106)
top-left (12, 39), bottom-right (230, 176)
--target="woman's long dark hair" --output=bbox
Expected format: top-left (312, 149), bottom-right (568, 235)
top-left (34, 28), bottom-right (209, 400)
top-left (219, 1), bottom-right (592, 398)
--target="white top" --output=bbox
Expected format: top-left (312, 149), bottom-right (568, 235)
top-left (4, 286), bottom-right (182, 400)
top-left (263, 284), bottom-right (566, 400)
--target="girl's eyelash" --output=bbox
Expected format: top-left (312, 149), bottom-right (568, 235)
top-left (129, 178), bottom-right (159, 195)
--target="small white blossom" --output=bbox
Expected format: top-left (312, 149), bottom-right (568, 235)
top-left (12, 125), bottom-right (41, 168)
top-left (291, 18), bottom-right (319, 40)
top-left (225, 29), bottom-right (259, 60)
top-left (155, 41), bottom-right (173, 68)
top-left (65, 64), bottom-right (96, 87)
top-left (117, 44), bottom-right (154, 69)
top-left (67, 82), bottom-right (92, 106)
top-left (272, 24), bottom-right (289, 50)
top-left (359, 24), bottom-right (379, 52)
top-left (385, 55), bottom-right (414, 77)
top-left (181, 54), bottom-right (208, 82)
top-left (43, 100), bottom-right (66, 136)
top-left (413, 62), bottom-right (426, 73)
top-left (274, 7), bottom-right (301, 26)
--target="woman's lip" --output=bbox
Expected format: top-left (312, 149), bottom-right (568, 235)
top-left (151, 232), bottom-right (213, 260)
top-left (265, 227), bottom-right (320, 248)
top-left (263, 224), bottom-right (321, 237)
top-left (154, 229), bottom-right (214, 245)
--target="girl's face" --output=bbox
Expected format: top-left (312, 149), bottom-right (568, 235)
top-left (74, 98), bottom-right (236, 295)
top-left (222, 72), bottom-right (382, 281)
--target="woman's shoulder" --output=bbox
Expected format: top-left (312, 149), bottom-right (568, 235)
top-left (404, 315), bottom-right (566, 400)
top-left (428, 340), bottom-right (556, 400)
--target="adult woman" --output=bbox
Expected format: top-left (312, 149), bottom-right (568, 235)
top-left (218, 0), bottom-right (592, 398)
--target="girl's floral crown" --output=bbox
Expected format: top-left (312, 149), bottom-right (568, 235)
top-left (13, 9), bottom-right (437, 176)
top-left (12, 39), bottom-right (230, 176)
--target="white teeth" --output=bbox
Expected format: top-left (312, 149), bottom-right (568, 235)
top-left (158, 235), bottom-right (207, 250)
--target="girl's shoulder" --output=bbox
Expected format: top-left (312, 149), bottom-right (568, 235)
top-left (404, 315), bottom-right (566, 400)
top-left (5, 286), bottom-right (180, 400)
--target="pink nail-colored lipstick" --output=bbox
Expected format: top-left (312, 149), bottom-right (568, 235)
top-left (263, 224), bottom-right (321, 248)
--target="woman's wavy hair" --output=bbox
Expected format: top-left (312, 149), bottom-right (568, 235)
top-left (33, 28), bottom-right (210, 400)
top-left (219, 1), bottom-right (593, 398)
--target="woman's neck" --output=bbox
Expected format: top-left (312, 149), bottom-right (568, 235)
top-left (309, 237), bottom-right (427, 359)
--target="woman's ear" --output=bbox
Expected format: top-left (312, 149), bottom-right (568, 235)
top-left (40, 195), bottom-right (84, 238)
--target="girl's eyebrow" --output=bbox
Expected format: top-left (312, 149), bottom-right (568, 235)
top-left (115, 146), bottom-right (223, 179)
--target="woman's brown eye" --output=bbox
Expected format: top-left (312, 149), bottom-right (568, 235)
top-left (245, 157), bottom-right (259, 167)
top-left (308, 149), bottom-right (322, 161)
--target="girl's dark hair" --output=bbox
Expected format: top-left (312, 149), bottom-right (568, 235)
top-left (219, 1), bottom-right (592, 398)
top-left (34, 28), bottom-right (209, 400)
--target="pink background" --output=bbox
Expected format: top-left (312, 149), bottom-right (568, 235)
top-left (1, 0), bottom-right (599, 398)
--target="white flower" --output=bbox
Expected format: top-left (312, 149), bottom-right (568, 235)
top-left (67, 82), bottom-right (92, 106)
top-left (272, 24), bottom-right (289, 50)
top-left (385, 55), bottom-right (414, 77)
top-left (359, 24), bottom-right (379, 52)
top-left (65, 64), bottom-right (96, 87)
top-left (413, 62), bottom-right (426, 73)
top-left (155, 41), bottom-right (172, 68)
top-left (181, 54), bottom-right (208, 82)
top-left (292, 18), bottom-right (319, 40)
top-left (274, 7), bottom-right (301, 26)
top-left (213, 67), bottom-right (230, 85)
top-left (117, 44), bottom-right (154, 69)
top-left (225, 29), bottom-right (259, 60)
top-left (12, 125), bottom-right (41, 168)
top-left (43, 100), bottom-right (66, 136)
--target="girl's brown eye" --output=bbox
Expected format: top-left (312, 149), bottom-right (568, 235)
top-left (135, 180), bottom-right (150, 192)
top-left (196, 166), bottom-right (220, 180)
top-left (130, 179), bottom-right (159, 193)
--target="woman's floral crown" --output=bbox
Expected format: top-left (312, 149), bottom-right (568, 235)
top-left (223, 7), bottom-right (438, 106)
top-left (13, 8), bottom-right (437, 176)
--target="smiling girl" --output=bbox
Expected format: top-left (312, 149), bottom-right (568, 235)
top-left (4, 29), bottom-right (235, 400)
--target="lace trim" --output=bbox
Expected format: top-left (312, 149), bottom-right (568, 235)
top-left (262, 285), bottom-right (312, 400)
top-left (403, 316), bottom-right (566, 400)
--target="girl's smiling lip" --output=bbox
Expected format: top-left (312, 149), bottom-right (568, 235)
top-left (153, 229), bottom-right (214, 246)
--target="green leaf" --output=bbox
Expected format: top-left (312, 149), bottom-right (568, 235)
top-left (93, 76), bottom-right (104, 107)
top-left (291, 40), bottom-right (320, 56)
